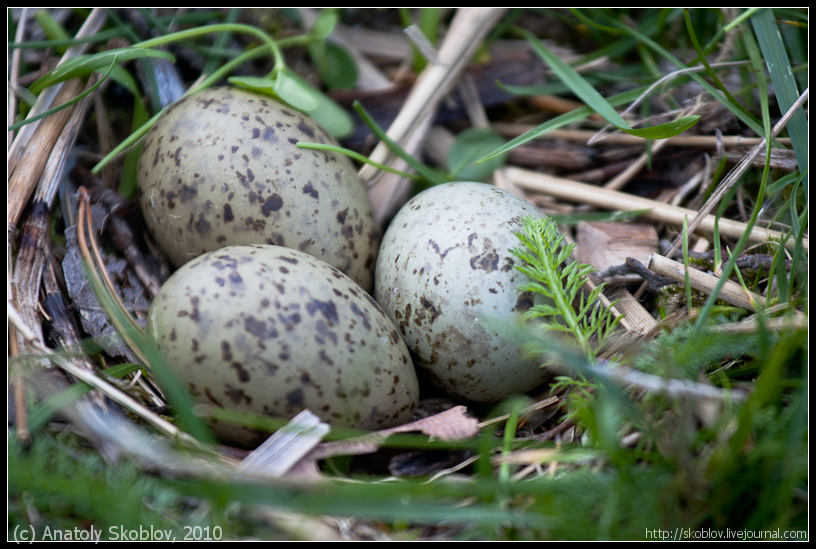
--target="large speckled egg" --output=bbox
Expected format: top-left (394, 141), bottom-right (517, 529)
top-left (374, 182), bottom-right (550, 402)
top-left (147, 245), bottom-right (419, 447)
top-left (137, 87), bottom-right (378, 290)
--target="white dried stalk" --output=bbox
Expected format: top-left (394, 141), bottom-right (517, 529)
top-left (359, 8), bottom-right (507, 183)
top-left (502, 166), bottom-right (805, 252)
top-left (236, 410), bottom-right (330, 479)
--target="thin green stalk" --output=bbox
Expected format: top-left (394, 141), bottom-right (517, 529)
top-left (8, 59), bottom-right (114, 132)
top-left (606, 15), bottom-right (765, 138)
top-left (683, 9), bottom-right (754, 121)
top-left (132, 23), bottom-right (284, 69)
top-left (92, 42), bottom-right (275, 175)
top-left (682, 218), bottom-right (693, 314)
top-left (693, 27), bottom-right (774, 328)
top-left (352, 100), bottom-right (446, 185)
top-left (296, 142), bottom-right (422, 180)
top-left (499, 404), bottom-right (522, 484)
top-left (724, 8), bottom-right (762, 32)
top-left (751, 8), bottom-right (808, 187)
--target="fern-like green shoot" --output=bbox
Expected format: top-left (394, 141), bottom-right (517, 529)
top-left (511, 215), bottom-right (622, 360)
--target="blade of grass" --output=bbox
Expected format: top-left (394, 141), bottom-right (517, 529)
top-left (692, 26), bottom-right (776, 329)
top-left (353, 100), bottom-right (446, 185)
top-left (682, 218), bottom-right (693, 314)
top-left (521, 29), bottom-right (630, 129)
top-left (29, 47), bottom-right (175, 93)
top-left (750, 8), bottom-right (808, 186)
top-left (297, 142), bottom-right (421, 180)
top-left (76, 188), bottom-right (214, 444)
top-left (8, 26), bottom-right (129, 50)
top-left (477, 86), bottom-right (647, 163)
top-left (92, 42), bottom-right (277, 174)
top-left (605, 14), bottom-right (766, 138)
top-left (683, 9), bottom-right (754, 121)
top-left (7, 59), bottom-right (114, 132)
top-left (34, 9), bottom-right (71, 53)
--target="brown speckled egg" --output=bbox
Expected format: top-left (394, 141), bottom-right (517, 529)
top-left (147, 245), bottom-right (419, 447)
top-left (137, 87), bottom-right (378, 290)
top-left (375, 182), bottom-right (550, 402)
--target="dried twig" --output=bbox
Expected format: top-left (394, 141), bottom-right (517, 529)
top-left (8, 300), bottom-right (194, 444)
top-left (359, 8), bottom-right (504, 224)
top-left (7, 8), bottom-right (106, 173)
top-left (492, 125), bottom-right (792, 149)
top-left (648, 252), bottom-right (765, 311)
top-left (502, 166), bottom-right (806, 252)
top-left (71, 164), bottom-right (163, 297)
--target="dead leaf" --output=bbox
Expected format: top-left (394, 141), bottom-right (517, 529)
top-left (576, 221), bottom-right (658, 281)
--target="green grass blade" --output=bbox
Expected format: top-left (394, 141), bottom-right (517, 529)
top-left (297, 142), bottom-right (421, 180)
top-left (30, 48), bottom-right (175, 94)
top-left (522, 29), bottom-right (630, 128)
top-left (607, 15), bottom-right (766, 138)
top-left (476, 86), bottom-right (647, 164)
top-left (8, 60), bottom-right (114, 132)
top-left (683, 9), bottom-right (754, 121)
top-left (624, 115), bottom-right (700, 139)
top-left (750, 9), bottom-right (808, 184)
top-left (352, 100), bottom-right (446, 185)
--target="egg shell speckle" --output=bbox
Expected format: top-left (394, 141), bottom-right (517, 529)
top-left (148, 245), bottom-right (419, 447)
top-left (374, 182), bottom-right (550, 402)
top-left (137, 87), bottom-right (378, 290)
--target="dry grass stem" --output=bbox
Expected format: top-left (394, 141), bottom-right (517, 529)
top-left (477, 396), bottom-right (561, 429)
top-left (7, 78), bottom-right (86, 226)
top-left (236, 410), bottom-right (330, 479)
top-left (502, 166), bottom-right (804, 251)
top-left (359, 8), bottom-right (506, 183)
top-left (7, 8), bottom-right (106, 171)
top-left (491, 125), bottom-right (791, 149)
top-left (8, 300), bottom-right (192, 443)
top-left (605, 287), bottom-right (658, 334)
top-left (585, 358), bottom-right (748, 402)
top-left (8, 8), bottom-right (29, 150)
top-left (604, 139), bottom-right (670, 190)
top-left (710, 314), bottom-right (807, 334)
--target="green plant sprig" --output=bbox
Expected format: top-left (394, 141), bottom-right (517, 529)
top-left (511, 216), bottom-right (621, 359)
top-left (88, 16), bottom-right (349, 175)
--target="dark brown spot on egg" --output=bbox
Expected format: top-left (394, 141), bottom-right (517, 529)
top-left (180, 184), bottom-right (197, 202)
top-left (244, 315), bottom-right (278, 339)
top-left (306, 299), bottom-right (339, 325)
top-left (469, 239), bottom-right (499, 272)
top-left (297, 120), bottom-right (316, 139)
top-left (336, 208), bottom-right (348, 224)
top-left (514, 291), bottom-right (535, 312)
top-left (261, 193), bottom-right (283, 216)
top-left (225, 384), bottom-right (251, 404)
top-left (221, 341), bottom-right (233, 361)
top-left (286, 388), bottom-right (304, 407)
top-left (231, 362), bottom-right (250, 383)
top-left (302, 182), bottom-right (318, 199)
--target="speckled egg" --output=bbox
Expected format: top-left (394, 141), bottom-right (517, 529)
top-left (147, 245), bottom-right (419, 447)
top-left (137, 87), bottom-right (378, 290)
top-left (375, 182), bottom-right (550, 402)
